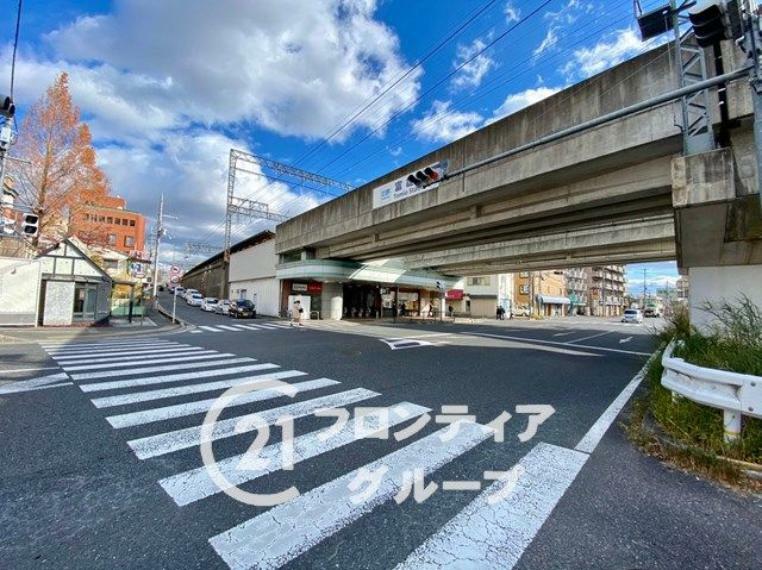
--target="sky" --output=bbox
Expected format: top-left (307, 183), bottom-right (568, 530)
top-left (1, 0), bottom-right (679, 292)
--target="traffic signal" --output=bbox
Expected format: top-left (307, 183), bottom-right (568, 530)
top-left (22, 213), bottom-right (39, 237)
top-left (405, 161), bottom-right (449, 189)
top-left (688, 0), bottom-right (743, 48)
top-left (0, 95), bottom-right (14, 118)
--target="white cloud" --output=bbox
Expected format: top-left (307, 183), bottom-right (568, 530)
top-left (411, 100), bottom-right (483, 144)
top-left (40, 0), bottom-right (421, 141)
top-left (490, 86), bottom-right (561, 123)
top-left (451, 38), bottom-right (496, 90)
top-left (533, 27), bottom-right (558, 57)
top-left (504, 2), bottom-right (521, 22)
top-left (563, 28), bottom-right (646, 79)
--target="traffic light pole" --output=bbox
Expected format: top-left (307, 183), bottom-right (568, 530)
top-left (151, 193), bottom-right (164, 303)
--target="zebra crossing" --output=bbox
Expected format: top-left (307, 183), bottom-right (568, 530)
top-left (29, 335), bottom-right (620, 569)
top-left (192, 322), bottom-right (293, 334)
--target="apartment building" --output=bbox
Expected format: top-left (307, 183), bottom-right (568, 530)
top-left (565, 267), bottom-right (589, 315)
top-left (460, 274), bottom-right (514, 317)
top-left (587, 264), bottom-right (627, 317)
top-left (514, 270), bottom-right (569, 317)
top-left (70, 194), bottom-right (146, 256)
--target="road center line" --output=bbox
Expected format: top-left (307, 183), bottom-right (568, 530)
top-left (467, 331), bottom-right (650, 356)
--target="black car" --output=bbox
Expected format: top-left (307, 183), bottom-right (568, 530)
top-left (229, 299), bottom-right (256, 319)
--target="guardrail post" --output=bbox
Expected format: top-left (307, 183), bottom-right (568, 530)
top-left (723, 410), bottom-right (741, 443)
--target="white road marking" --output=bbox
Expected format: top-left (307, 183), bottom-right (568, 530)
top-left (566, 330), bottom-right (614, 344)
top-left (236, 325), bottom-right (262, 331)
top-left (0, 366), bottom-right (61, 374)
top-left (52, 346), bottom-right (204, 361)
top-left (199, 326), bottom-right (222, 332)
top-left (106, 378), bottom-right (340, 429)
top-left (574, 359), bottom-right (650, 454)
top-left (0, 373), bottom-right (72, 395)
top-left (552, 331), bottom-right (574, 337)
top-left (231, 325), bottom-right (252, 330)
top-left (263, 323), bottom-right (291, 329)
top-left (39, 339), bottom-right (165, 349)
top-left (395, 442), bottom-right (588, 570)
top-left (217, 325), bottom-right (243, 332)
top-left (45, 341), bottom-right (178, 354)
top-left (128, 388), bottom-right (380, 459)
top-left (61, 352), bottom-right (233, 371)
top-left (79, 363), bottom-right (272, 393)
top-left (380, 338), bottom-right (436, 350)
top-left (468, 332), bottom-right (650, 356)
top-left (243, 324), bottom-right (268, 330)
top-left (70, 357), bottom-right (254, 381)
top-left (190, 330), bottom-right (202, 334)
top-left (619, 336), bottom-right (633, 344)
top-left (90, 368), bottom-right (299, 408)
top-left (209, 421), bottom-right (492, 570)
top-left (54, 348), bottom-right (209, 366)
top-left (161, 401), bottom-right (431, 506)
top-left (254, 324), bottom-right (280, 330)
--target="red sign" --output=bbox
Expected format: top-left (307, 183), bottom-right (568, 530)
top-left (446, 289), bottom-right (464, 300)
top-left (307, 282), bottom-right (322, 293)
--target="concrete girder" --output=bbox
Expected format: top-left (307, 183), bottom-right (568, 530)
top-left (404, 216), bottom-right (676, 275)
top-left (321, 157), bottom-right (675, 260)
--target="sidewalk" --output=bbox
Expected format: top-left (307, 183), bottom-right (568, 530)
top-left (0, 307), bottom-right (183, 343)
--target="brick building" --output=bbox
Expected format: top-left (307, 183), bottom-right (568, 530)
top-left (70, 194), bottom-right (146, 256)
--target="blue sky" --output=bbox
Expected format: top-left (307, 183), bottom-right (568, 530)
top-left (2, 0), bottom-right (678, 290)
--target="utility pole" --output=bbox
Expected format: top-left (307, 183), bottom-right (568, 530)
top-left (743, 0), bottom-right (762, 206)
top-left (151, 194), bottom-right (165, 303)
top-left (642, 268), bottom-right (648, 309)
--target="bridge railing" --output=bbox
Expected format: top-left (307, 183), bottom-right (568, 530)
top-left (660, 341), bottom-right (762, 442)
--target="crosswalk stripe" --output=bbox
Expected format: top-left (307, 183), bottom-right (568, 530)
top-left (190, 330), bottom-right (202, 334)
top-left (0, 373), bottom-right (72, 395)
top-left (90, 368), bottom-right (298, 408)
top-left (39, 339), bottom-right (165, 349)
top-left (160, 401), bottom-right (431, 506)
top-left (242, 324), bottom-right (268, 330)
top-left (61, 351), bottom-right (228, 371)
top-left (208, 421), bottom-right (493, 570)
top-left (255, 324), bottom-right (280, 330)
top-left (264, 323), bottom-right (291, 329)
top-left (107, 378), bottom-right (340, 429)
top-left (395, 443), bottom-right (588, 570)
top-left (79, 363), bottom-right (271, 393)
top-left (45, 341), bottom-right (178, 354)
top-left (54, 348), bottom-right (210, 366)
top-left (199, 326), bottom-right (222, 332)
top-left (128, 388), bottom-right (380, 459)
top-left (70, 357), bottom-right (255, 381)
top-left (53, 346), bottom-right (204, 361)
top-left (231, 325), bottom-right (252, 330)
top-left (217, 325), bottom-right (242, 332)
top-left (235, 325), bottom-right (261, 331)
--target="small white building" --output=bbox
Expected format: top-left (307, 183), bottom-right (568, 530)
top-left (228, 231), bottom-right (280, 317)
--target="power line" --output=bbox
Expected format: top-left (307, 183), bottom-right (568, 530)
top-left (312, 0), bottom-right (557, 175)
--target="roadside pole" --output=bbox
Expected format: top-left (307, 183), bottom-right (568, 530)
top-left (172, 287), bottom-right (178, 324)
top-left (150, 193), bottom-right (165, 307)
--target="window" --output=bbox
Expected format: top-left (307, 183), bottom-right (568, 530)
top-left (123, 218), bottom-right (129, 226)
top-left (124, 236), bottom-right (135, 247)
top-left (98, 215), bottom-right (105, 222)
top-left (107, 216), bottom-right (113, 224)
top-left (520, 284), bottom-right (529, 294)
top-left (467, 276), bottom-right (490, 286)
top-left (519, 271), bottom-right (529, 277)
top-left (107, 233), bottom-right (116, 245)
top-left (129, 220), bottom-right (136, 227)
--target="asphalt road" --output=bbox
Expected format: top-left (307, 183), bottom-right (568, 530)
top-left (1, 299), bottom-right (760, 569)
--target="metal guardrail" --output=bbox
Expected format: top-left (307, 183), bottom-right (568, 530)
top-left (661, 341), bottom-right (762, 442)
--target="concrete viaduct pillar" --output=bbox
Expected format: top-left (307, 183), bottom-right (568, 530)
top-left (672, 144), bottom-right (762, 330)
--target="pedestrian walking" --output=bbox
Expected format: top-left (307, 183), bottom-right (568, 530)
top-left (291, 299), bottom-right (304, 327)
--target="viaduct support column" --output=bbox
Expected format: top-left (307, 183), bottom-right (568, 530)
top-left (672, 147), bottom-right (762, 331)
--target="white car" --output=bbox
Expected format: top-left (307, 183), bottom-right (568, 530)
top-left (184, 288), bottom-right (200, 301)
top-left (214, 299), bottom-right (231, 315)
top-left (201, 297), bottom-right (219, 312)
top-left (622, 309), bottom-right (643, 324)
top-left (186, 292), bottom-right (203, 307)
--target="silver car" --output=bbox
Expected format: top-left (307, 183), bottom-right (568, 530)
top-left (214, 299), bottom-right (231, 315)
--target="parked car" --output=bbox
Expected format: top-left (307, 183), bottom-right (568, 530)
top-left (644, 307), bottom-right (662, 318)
top-left (184, 288), bottom-right (199, 301)
top-left (229, 299), bottom-right (256, 319)
top-left (214, 299), bottom-right (231, 315)
top-left (622, 308), bottom-right (643, 324)
top-left (186, 292), bottom-right (203, 307)
top-left (201, 297), bottom-right (219, 312)
top-left (174, 286), bottom-right (185, 297)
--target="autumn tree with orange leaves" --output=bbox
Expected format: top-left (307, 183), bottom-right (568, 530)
top-left (12, 72), bottom-right (111, 248)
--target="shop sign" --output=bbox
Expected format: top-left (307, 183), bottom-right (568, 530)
top-left (307, 282), bottom-right (322, 293)
top-left (446, 289), bottom-right (464, 300)
top-left (292, 283), bottom-right (309, 292)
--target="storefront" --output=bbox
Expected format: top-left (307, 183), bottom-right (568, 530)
top-left (276, 258), bottom-right (457, 320)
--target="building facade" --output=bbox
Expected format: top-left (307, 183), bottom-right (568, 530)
top-left (587, 264), bottom-right (627, 317)
top-left (70, 194), bottom-right (146, 256)
top-left (513, 270), bottom-right (569, 317)
top-left (228, 231), bottom-right (280, 317)
top-left (457, 274), bottom-right (514, 317)
top-left (565, 267), bottom-right (589, 315)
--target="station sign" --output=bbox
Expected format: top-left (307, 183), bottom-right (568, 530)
top-left (372, 160), bottom-right (449, 209)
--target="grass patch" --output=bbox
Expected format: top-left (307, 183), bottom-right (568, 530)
top-left (630, 298), bottom-right (762, 484)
